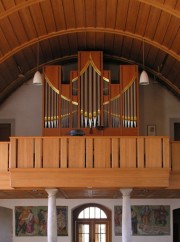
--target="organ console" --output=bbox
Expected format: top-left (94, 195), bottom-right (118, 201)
top-left (42, 51), bottom-right (139, 136)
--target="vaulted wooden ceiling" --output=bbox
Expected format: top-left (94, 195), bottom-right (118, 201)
top-left (0, 0), bottom-right (179, 104)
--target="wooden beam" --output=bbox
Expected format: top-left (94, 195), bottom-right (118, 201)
top-left (137, 0), bottom-right (180, 18)
top-left (0, 0), bottom-right (45, 20)
top-left (10, 168), bottom-right (170, 188)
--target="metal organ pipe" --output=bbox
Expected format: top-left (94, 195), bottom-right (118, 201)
top-left (89, 65), bottom-right (92, 128)
top-left (93, 68), bottom-right (97, 127)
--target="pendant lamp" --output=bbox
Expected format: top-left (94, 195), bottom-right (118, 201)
top-left (139, 39), bottom-right (149, 85)
top-left (33, 41), bottom-right (42, 85)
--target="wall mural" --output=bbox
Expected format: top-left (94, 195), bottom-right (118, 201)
top-left (114, 205), bottom-right (170, 236)
top-left (15, 206), bottom-right (68, 236)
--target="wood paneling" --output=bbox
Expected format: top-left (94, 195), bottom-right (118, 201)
top-left (68, 138), bottom-right (85, 168)
top-left (120, 137), bottom-right (137, 168)
top-left (171, 141), bottom-right (180, 171)
top-left (18, 138), bottom-right (34, 168)
top-left (145, 137), bottom-right (162, 168)
top-left (0, 142), bottom-right (9, 171)
top-left (10, 168), bottom-right (169, 188)
top-left (85, 138), bottom-right (93, 168)
top-left (43, 138), bottom-right (60, 168)
top-left (7, 136), bottom-right (172, 170)
top-left (94, 138), bottom-right (111, 168)
top-left (0, 137), bottom-right (179, 198)
top-left (0, 172), bottom-right (11, 189)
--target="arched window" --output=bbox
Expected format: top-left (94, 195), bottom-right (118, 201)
top-left (73, 203), bottom-right (111, 242)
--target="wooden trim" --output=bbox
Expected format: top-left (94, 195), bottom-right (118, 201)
top-left (10, 168), bottom-right (170, 188)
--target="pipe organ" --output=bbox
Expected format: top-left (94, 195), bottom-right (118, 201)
top-left (43, 51), bottom-right (139, 136)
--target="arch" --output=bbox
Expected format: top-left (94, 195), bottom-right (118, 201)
top-left (73, 203), bottom-right (112, 242)
top-left (73, 203), bottom-right (111, 220)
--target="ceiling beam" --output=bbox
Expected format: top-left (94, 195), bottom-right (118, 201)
top-left (0, 28), bottom-right (179, 66)
top-left (0, 0), bottom-right (45, 20)
top-left (137, 0), bottom-right (180, 18)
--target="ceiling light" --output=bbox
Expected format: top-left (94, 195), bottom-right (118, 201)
top-left (33, 70), bottom-right (42, 85)
top-left (33, 40), bottom-right (42, 85)
top-left (139, 70), bottom-right (149, 85)
top-left (139, 39), bottom-right (149, 85)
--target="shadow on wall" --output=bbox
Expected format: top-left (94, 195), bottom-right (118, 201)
top-left (0, 207), bottom-right (13, 242)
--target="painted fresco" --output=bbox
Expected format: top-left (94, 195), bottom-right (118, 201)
top-left (114, 205), bottom-right (170, 236)
top-left (15, 206), bottom-right (68, 236)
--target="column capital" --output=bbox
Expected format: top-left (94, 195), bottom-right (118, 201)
top-left (120, 188), bottom-right (132, 197)
top-left (45, 188), bottom-right (58, 197)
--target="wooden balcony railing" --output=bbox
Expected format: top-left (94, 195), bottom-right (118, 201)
top-left (6, 136), bottom-right (170, 169)
top-left (1, 136), bottom-right (180, 189)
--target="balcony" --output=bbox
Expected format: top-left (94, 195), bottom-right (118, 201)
top-left (0, 136), bottom-right (177, 194)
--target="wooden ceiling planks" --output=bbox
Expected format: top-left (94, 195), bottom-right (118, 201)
top-left (84, 0), bottom-right (96, 28)
top-left (51, 0), bottom-right (66, 30)
top-left (29, 2), bottom-right (47, 36)
top-left (115, 0), bottom-right (129, 30)
top-left (18, 7), bottom-right (37, 40)
top-left (126, 0), bottom-right (140, 33)
top-left (95, 0), bottom-right (106, 28)
top-left (0, 0), bottom-right (179, 104)
top-left (1, 188), bottom-right (180, 199)
top-left (41, 0), bottom-right (56, 33)
top-left (62, 0), bottom-right (76, 29)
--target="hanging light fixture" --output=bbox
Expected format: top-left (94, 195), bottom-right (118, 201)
top-left (33, 40), bottom-right (42, 85)
top-left (139, 39), bottom-right (149, 85)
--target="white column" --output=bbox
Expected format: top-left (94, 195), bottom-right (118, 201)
top-left (46, 189), bottom-right (58, 242)
top-left (120, 189), bottom-right (132, 242)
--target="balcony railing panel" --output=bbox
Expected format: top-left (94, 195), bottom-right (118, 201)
top-left (7, 136), bottom-right (170, 170)
top-left (18, 138), bottom-right (34, 168)
top-left (120, 137), bottom-right (137, 168)
top-left (145, 137), bottom-right (169, 168)
top-left (94, 138), bottom-right (111, 168)
top-left (69, 138), bottom-right (85, 168)
top-left (0, 142), bottom-right (9, 172)
top-left (43, 138), bottom-right (60, 168)
top-left (171, 141), bottom-right (180, 171)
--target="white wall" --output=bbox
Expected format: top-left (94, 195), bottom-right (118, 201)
top-left (139, 82), bottom-right (180, 137)
top-left (0, 198), bottom-right (179, 242)
top-left (0, 77), bottom-right (179, 137)
top-left (0, 79), bottom-right (42, 136)
top-left (0, 207), bottom-right (13, 242)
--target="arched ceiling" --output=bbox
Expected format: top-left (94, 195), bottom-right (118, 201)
top-left (0, 0), bottom-right (179, 104)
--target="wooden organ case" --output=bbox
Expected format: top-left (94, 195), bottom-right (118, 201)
top-left (43, 51), bottom-right (139, 136)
